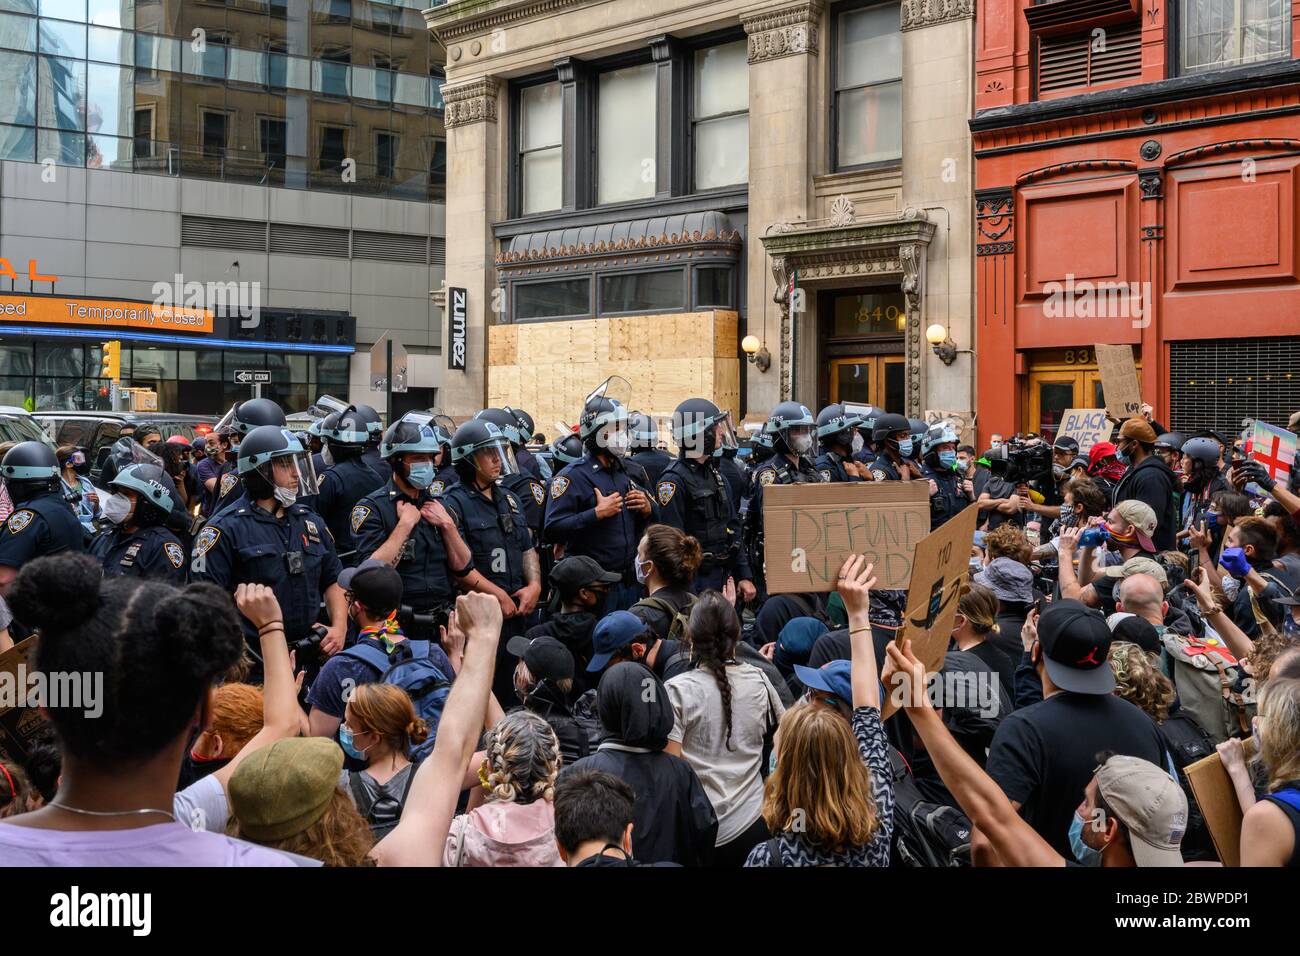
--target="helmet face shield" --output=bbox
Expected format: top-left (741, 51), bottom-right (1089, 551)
top-left (471, 439), bottom-right (520, 479)
top-left (257, 449), bottom-right (320, 498)
top-left (307, 394), bottom-right (351, 420)
top-left (785, 424), bottom-right (817, 457)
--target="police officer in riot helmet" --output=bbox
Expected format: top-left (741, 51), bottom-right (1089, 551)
top-left (867, 412), bottom-right (924, 481)
top-left (502, 406), bottom-right (547, 479)
top-left (475, 408), bottom-right (547, 537)
top-left (656, 399), bottom-right (756, 599)
top-left (814, 404), bottom-right (870, 482)
top-left (89, 463), bottom-right (187, 583)
top-left (921, 423), bottom-right (973, 530)
top-left (544, 389), bottom-right (657, 611)
top-left (906, 418), bottom-right (928, 462)
top-left (0, 441), bottom-right (86, 595)
top-left (443, 419), bottom-right (543, 704)
top-left (550, 432), bottom-right (584, 468)
top-left (314, 404), bottom-right (388, 567)
top-left (208, 398), bottom-right (289, 517)
top-left (852, 406), bottom-right (884, 466)
top-left (628, 411), bottom-right (673, 486)
top-left (190, 426), bottom-right (348, 677)
top-left (350, 414), bottom-right (473, 646)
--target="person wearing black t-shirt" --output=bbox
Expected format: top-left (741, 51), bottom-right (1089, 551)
top-left (525, 554), bottom-right (620, 691)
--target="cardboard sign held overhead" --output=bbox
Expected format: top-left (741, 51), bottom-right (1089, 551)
top-left (762, 482), bottom-right (931, 594)
top-left (1057, 408), bottom-right (1111, 456)
top-left (0, 637), bottom-right (42, 765)
top-left (1247, 420), bottom-right (1297, 483)
top-left (883, 502), bottom-right (981, 719)
top-left (1184, 737), bottom-right (1257, 867)
top-left (1095, 344), bottom-right (1142, 420)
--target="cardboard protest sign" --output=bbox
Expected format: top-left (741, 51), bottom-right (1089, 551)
top-left (762, 482), bottom-right (930, 594)
top-left (0, 637), bottom-right (43, 764)
top-left (1246, 420), bottom-right (1297, 484)
top-left (882, 502), bottom-right (980, 719)
top-left (1184, 737), bottom-right (1257, 867)
top-left (1095, 344), bottom-right (1142, 420)
top-left (1057, 408), bottom-right (1111, 456)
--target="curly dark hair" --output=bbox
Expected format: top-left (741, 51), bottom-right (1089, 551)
top-left (684, 590), bottom-right (742, 749)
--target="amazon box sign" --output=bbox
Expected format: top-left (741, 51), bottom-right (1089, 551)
top-left (762, 482), bottom-right (931, 594)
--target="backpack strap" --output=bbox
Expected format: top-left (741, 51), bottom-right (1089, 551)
top-left (339, 641), bottom-right (392, 674)
top-left (347, 772), bottom-right (373, 818)
top-left (396, 765), bottom-right (418, 812)
top-left (764, 836), bottom-right (784, 867)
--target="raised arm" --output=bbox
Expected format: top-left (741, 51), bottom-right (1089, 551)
top-left (836, 554), bottom-right (880, 711)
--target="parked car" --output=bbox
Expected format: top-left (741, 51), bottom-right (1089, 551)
top-left (0, 406), bottom-right (58, 450)
top-left (33, 411), bottom-right (216, 481)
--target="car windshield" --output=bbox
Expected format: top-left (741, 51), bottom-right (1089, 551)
top-left (0, 414), bottom-right (56, 448)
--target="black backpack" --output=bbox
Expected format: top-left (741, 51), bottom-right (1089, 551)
top-left (348, 767), bottom-right (416, 839)
top-left (887, 748), bottom-right (972, 867)
top-left (1158, 710), bottom-right (1218, 862)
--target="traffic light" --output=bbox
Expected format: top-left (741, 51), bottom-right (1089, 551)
top-left (101, 340), bottom-right (121, 381)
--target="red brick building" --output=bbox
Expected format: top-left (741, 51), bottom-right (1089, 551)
top-left (972, 1), bottom-right (1300, 446)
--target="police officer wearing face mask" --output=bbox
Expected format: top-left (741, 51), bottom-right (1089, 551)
top-left (89, 463), bottom-right (187, 583)
top-left (628, 412), bottom-right (673, 486)
top-left (867, 412), bottom-right (924, 482)
top-left (655, 399), bottom-right (756, 599)
top-left (314, 404), bottom-right (387, 567)
top-left (920, 423), bottom-right (973, 530)
top-left (442, 419), bottom-right (544, 704)
top-left (0, 441), bottom-right (86, 595)
top-left (208, 398), bottom-right (289, 517)
top-left (430, 422), bottom-right (458, 496)
top-left (190, 426), bottom-right (348, 673)
top-left (475, 408), bottom-right (547, 539)
top-left (503, 406), bottom-right (549, 480)
top-left (352, 413), bottom-right (474, 642)
top-left (813, 404), bottom-right (869, 482)
top-left (544, 394), bottom-right (657, 612)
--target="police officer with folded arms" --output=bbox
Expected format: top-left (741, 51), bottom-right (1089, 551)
top-left (0, 441), bottom-right (85, 595)
top-left (544, 390), bottom-right (657, 611)
top-left (352, 413), bottom-right (474, 642)
top-left (442, 419), bottom-right (543, 703)
top-left (314, 404), bottom-right (387, 566)
top-left (655, 398), bottom-right (756, 600)
top-left (190, 426), bottom-right (348, 673)
top-left (89, 463), bottom-right (188, 583)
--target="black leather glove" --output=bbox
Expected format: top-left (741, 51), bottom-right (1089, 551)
top-left (1238, 459), bottom-right (1276, 492)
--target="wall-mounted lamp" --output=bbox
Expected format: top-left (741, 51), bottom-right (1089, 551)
top-left (926, 323), bottom-right (974, 366)
top-left (742, 334), bottom-right (771, 373)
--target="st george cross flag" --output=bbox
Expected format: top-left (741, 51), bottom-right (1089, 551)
top-left (1247, 420), bottom-right (1297, 483)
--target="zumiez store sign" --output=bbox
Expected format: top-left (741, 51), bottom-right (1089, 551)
top-left (0, 294), bottom-right (213, 333)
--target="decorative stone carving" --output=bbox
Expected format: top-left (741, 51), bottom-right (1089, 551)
top-left (1138, 169), bottom-right (1163, 201)
top-left (443, 77), bottom-right (500, 129)
top-left (828, 195), bottom-right (855, 227)
top-left (741, 1), bottom-right (822, 64)
top-left (900, 0), bottom-right (974, 31)
top-left (899, 243), bottom-right (925, 418)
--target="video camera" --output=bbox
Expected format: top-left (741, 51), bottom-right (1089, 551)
top-left (987, 438), bottom-right (1052, 485)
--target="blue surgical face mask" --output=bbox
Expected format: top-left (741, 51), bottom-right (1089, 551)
top-left (1069, 811), bottom-right (1103, 867)
top-left (338, 724), bottom-right (371, 761)
top-left (938, 450), bottom-right (957, 470)
top-left (897, 438), bottom-right (914, 458)
top-left (406, 461), bottom-right (435, 489)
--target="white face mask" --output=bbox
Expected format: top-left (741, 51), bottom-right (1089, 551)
top-left (274, 486), bottom-right (298, 508)
top-left (851, 432), bottom-right (865, 455)
top-left (602, 428), bottom-right (630, 458)
top-left (101, 492), bottom-right (132, 525)
top-left (321, 445), bottom-right (335, 469)
top-left (791, 433), bottom-right (813, 455)
top-left (635, 558), bottom-right (651, 585)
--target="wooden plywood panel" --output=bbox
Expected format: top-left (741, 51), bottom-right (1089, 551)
top-left (712, 311), bottom-right (739, 358)
top-left (487, 325), bottom-right (517, 367)
top-left (714, 358), bottom-right (741, 414)
top-left (570, 319), bottom-right (598, 363)
top-left (488, 365), bottom-right (519, 409)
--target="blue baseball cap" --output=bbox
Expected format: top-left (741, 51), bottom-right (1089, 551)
top-left (587, 610), bottom-right (652, 673)
top-left (793, 659), bottom-right (853, 707)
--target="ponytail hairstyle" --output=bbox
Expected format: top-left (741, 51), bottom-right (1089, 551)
top-left (348, 682), bottom-right (429, 756)
top-left (957, 583), bottom-right (999, 636)
top-left (7, 553), bottom-right (244, 765)
top-left (639, 523), bottom-right (703, 590)
top-left (684, 590), bottom-right (742, 749)
top-left (482, 710), bottom-right (561, 805)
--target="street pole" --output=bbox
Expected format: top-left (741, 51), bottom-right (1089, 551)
top-left (385, 337), bottom-right (394, 425)
top-left (253, 382), bottom-right (262, 400)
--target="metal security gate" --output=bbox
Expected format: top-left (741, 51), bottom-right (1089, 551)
top-left (1169, 338), bottom-right (1300, 437)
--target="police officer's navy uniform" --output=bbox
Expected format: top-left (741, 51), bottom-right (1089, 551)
top-left (90, 524), bottom-right (186, 583)
top-left (361, 445), bottom-right (392, 483)
top-left (191, 492), bottom-right (342, 647)
top-left (315, 455), bottom-right (386, 565)
top-left (212, 467), bottom-right (245, 517)
top-left (630, 447), bottom-right (673, 487)
top-left (923, 462), bottom-right (972, 530)
top-left (0, 492), bottom-right (86, 568)
top-left (655, 456), bottom-right (752, 592)
top-left (717, 452), bottom-right (748, 517)
top-left (431, 462), bottom-right (459, 498)
top-left (814, 449), bottom-right (863, 483)
top-left (500, 470), bottom-right (547, 541)
top-left (868, 453), bottom-right (906, 482)
top-left (743, 454), bottom-right (825, 595)
top-left (351, 479), bottom-right (466, 638)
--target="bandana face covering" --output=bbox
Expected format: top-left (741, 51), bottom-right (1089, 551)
top-left (1103, 521), bottom-right (1139, 547)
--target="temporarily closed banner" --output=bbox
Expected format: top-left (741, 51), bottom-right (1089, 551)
top-left (0, 294), bottom-right (213, 333)
top-left (762, 481), bottom-right (931, 593)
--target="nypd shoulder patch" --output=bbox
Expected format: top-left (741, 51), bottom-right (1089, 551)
top-left (871, 469), bottom-right (887, 482)
top-left (430, 479), bottom-right (445, 496)
top-left (350, 504), bottom-right (371, 535)
top-left (219, 473), bottom-right (239, 497)
top-left (6, 510), bottom-right (34, 534)
top-left (530, 480), bottom-right (545, 505)
top-left (194, 526), bottom-right (222, 557)
top-left (551, 476), bottom-right (570, 499)
top-left (164, 541), bottom-right (185, 569)
top-left (657, 480), bottom-right (677, 507)
top-left (757, 468), bottom-right (776, 487)
top-left (818, 469), bottom-right (832, 483)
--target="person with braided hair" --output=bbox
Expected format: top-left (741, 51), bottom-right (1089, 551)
top-left (443, 710), bottom-right (565, 866)
top-left (664, 589), bottom-right (785, 866)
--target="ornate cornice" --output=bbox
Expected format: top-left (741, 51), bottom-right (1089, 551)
top-left (741, 1), bottom-right (823, 64)
top-left (495, 227), bottom-right (742, 266)
top-left (900, 0), bottom-right (974, 31)
top-left (443, 76), bottom-right (500, 129)
top-left (427, 0), bottom-right (595, 44)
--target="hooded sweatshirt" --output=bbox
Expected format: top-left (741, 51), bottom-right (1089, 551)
top-left (565, 662), bottom-right (718, 866)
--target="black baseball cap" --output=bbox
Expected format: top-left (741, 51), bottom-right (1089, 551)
top-left (505, 634), bottom-right (574, 682)
top-left (338, 559), bottom-right (404, 616)
top-left (1036, 599), bottom-right (1115, 694)
top-left (1052, 435), bottom-right (1079, 454)
top-left (550, 555), bottom-right (621, 600)
top-left (1111, 615), bottom-right (1162, 656)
